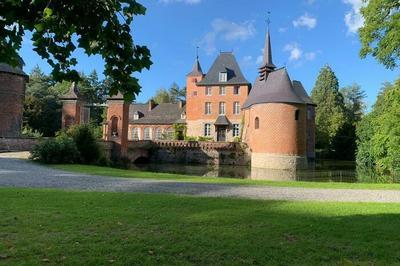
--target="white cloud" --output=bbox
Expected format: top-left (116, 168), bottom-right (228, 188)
top-left (284, 43), bottom-right (303, 61)
top-left (159, 0), bottom-right (201, 4)
top-left (278, 27), bottom-right (288, 33)
top-left (293, 13), bottom-right (317, 29)
top-left (305, 52), bottom-right (316, 61)
top-left (343, 0), bottom-right (365, 34)
top-left (199, 19), bottom-right (256, 55)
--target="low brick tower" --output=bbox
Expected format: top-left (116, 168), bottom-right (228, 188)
top-left (104, 92), bottom-right (130, 156)
top-left (60, 82), bottom-right (84, 128)
top-left (242, 28), bottom-right (315, 170)
top-left (0, 62), bottom-right (28, 137)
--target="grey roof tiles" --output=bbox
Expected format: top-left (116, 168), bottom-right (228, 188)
top-left (129, 103), bottom-right (186, 125)
top-left (197, 52), bottom-right (249, 86)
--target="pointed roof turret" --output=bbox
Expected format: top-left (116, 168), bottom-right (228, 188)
top-left (262, 29), bottom-right (276, 69)
top-left (60, 82), bottom-right (80, 100)
top-left (187, 56), bottom-right (203, 77)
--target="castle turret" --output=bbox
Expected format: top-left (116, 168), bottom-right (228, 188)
top-left (242, 27), bottom-right (314, 170)
top-left (60, 82), bottom-right (84, 128)
top-left (0, 60), bottom-right (28, 137)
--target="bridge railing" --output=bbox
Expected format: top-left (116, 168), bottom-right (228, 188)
top-left (127, 140), bottom-right (246, 151)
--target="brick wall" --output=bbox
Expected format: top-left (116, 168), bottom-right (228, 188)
top-left (0, 138), bottom-right (40, 152)
top-left (0, 72), bottom-right (26, 137)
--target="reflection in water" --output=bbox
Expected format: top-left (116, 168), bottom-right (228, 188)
top-left (132, 160), bottom-right (366, 183)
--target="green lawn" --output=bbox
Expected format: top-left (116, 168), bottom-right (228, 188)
top-left (52, 164), bottom-right (400, 190)
top-left (2, 188), bottom-right (400, 264)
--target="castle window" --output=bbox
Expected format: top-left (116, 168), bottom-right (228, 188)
top-left (219, 102), bottom-right (226, 115)
top-left (307, 108), bottom-right (313, 120)
top-left (205, 87), bottom-right (212, 96)
top-left (192, 91), bottom-right (198, 96)
top-left (234, 86), bottom-right (240, 95)
top-left (166, 128), bottom-right (174, 140)
top-left (219, 72), bottom-right (227, 82)
top-left (144, 128), bottom-right (152, 140)
top-left (219, 86), bottom-right (226, 95)
top-left (133, 113), bottom-right (139, 120)
top-left (233, 102), bottom-right (240, 115)
top-left (204, 123), bottom-right (211, 136)
top-left (232, 124), bottom-right (240, 137)
top-left (111, 116), bottom-right (118, 136)
top-left (295, 110), bottom-right (300, 121)
top-left (181, 112), bottom-right (186, 119)
top-left (205, 102), bottom-right (212, 115)
top-left (155, 128), bottom-right (163, 140)
top-left (255, 117), bottom-right (260, 129)
top-left (132, 127), bottom-right (140, 140)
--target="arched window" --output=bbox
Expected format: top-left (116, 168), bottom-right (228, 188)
top-left (295, 110), bottom-right (300, 121)
top-left (111, 116), bottom-right (118, 136)
top-left (132, 128), bottom-right (140, 140)
top-left (255, 117), bottom-right (260, 129)
top-left (155, 128), bottom-right (163, 140)
top-left (144, 128), bottom-right (152, 140)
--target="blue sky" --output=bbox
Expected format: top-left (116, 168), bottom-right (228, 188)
top-left (20, 0), bottom-right (398, 108)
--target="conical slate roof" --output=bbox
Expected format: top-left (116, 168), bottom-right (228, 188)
top-left (261, 29), bottom-right (276, 69)
top-left (187, 57), bottom-right (203, 77)
top-left (292, 80), bottom-right (316, 106)
top-left (197, 52), bottom-right (249, 86)
top-left (243, 68), bottom-right (305, 109)
top-left (0, 62), bottom-right (27, 77)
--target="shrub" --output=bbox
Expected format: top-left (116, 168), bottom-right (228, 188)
top-left (21, 126), bottom-right (43, 138)
top-left (184, 136), bottom-right (197, 141)
top-left (198, 136), bottom-right (213, 142)
top-left (65, 124), bottom-right (101, 164)
top-left (31, 135), bottom-right (79, 164)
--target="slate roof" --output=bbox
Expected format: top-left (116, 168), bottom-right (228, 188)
top-left (197, 52), bottom-right (249, 86)
top-left (107, 91), bottom-right (124, 100)
top-left (243, 67), bottom-right (306, 109)
top-left (187, 57), bottom-right (203, 77)
top-left (214, 115), bottom-right (230, 126)
top-left (292, 80), bottom-right (316, 106)
top-left (129, 103), bottom-right (186, 125)
top-left (0, 63), bottom-right (28, 77)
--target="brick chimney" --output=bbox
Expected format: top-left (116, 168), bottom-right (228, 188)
top-left (148, 100), bottom-right (156, 111)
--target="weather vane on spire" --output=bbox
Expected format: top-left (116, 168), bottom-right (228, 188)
top-left (266, 11), bottom-right (271, 28)
top-left (196, 46), bottom-right (199, 60)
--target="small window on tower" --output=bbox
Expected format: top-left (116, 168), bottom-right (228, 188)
top-left (219, 72), bottom-right (227, 82)
top-left (255, 117), bottom-right (260, 129)
top-left (295, 110), bottom-right (300, 121)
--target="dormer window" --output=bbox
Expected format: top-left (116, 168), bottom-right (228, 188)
top-left (133, 113), bottom-right (139, 120)
top-left (219, 72), bottom-right (227, 82)
top-left (181, 112), bottom-right (186, 119)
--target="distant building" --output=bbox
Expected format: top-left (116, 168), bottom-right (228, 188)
top-left (0, 61), bottom-right (28, 137)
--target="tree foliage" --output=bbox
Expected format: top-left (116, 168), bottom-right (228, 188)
top-left (356, 79), bottom-right (400, 175)
top-left (151, 83), bottom-right (186, 104)
top-left (311, 66), bottom-right (346, 152)
top-left (359, 0), bottom-right (400, 69)
top-left (0, 0), bottom-right (152, 101)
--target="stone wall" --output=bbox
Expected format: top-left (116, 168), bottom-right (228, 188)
top-left (125, 140), bottom-right (250, 166)
top-left (0, 137), bottom-right (40, 152)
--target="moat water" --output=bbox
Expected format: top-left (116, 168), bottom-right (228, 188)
top-left (132, 160), bottom-right (396, 183)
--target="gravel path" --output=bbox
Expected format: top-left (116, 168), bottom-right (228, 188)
top-left (1, 156), bottom-right (400, 203)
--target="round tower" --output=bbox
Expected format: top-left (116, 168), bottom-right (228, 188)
top-left (242, 29), bottom-right (314, 170)
top-left (0, 61), bottom-right (28, 137)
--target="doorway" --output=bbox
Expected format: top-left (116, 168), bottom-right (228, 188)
top-left (217, 126), bottom-right (226, 142)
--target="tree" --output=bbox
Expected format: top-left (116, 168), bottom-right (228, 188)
top-left (311, 66), bottom-right (346, 154)
top-left (0, 0), bottom-right (152, 101)
top-left (169, 83), bottom-right (186, 102)
top-left (356, 79), bottom-right (400, 174)
top-left (340, 84), bottom-right (367, 125)
top-left (152, 88), bottom-right (172, 104)
top-left (24, 66), bottom-right (61, 136)
top-left (359, 0), bottom-right (400, 69)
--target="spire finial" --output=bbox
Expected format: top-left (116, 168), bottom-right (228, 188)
top-left (196, 46), bottom-right (199, 60)
top-left (266, 11), bottom-right (271, 29)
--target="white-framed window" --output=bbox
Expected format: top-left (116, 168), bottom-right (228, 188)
top-left (205, 87), bottom-right (212, 96)
top-left (234, 86), bottom-right (240, 95)
top-left (155, 128), bottom-right (163, 140)
top-left (233, 102), bottom-right (240, 115)
top-left (133, 112), bottom-right (139, 120)
top-left (232, 124), bottom-right (240, 137)
top-left (144, 127), bottom-right (152, 140)
top-left (204, 123), bottom-right (211, 136)
top-left (181, 112), bottom-right (186, 119)
top-left (205, 102), bottom-right (212, 115)
top-left (219, 86), bottom-right (226, 95)
top-left (219, 102), bottom-right (226, 115)
top-left (219, 72), bottom-right (227, 82)
top-left (132, 127), bottom-right (140, 140)
top-left (166, 128), bottom-right (174, 140)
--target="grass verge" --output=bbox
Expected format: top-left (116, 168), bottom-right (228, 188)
top-left (52, 164), bottom-right (400, 190)
top-left (1, 188), bottom-right (400, 264)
